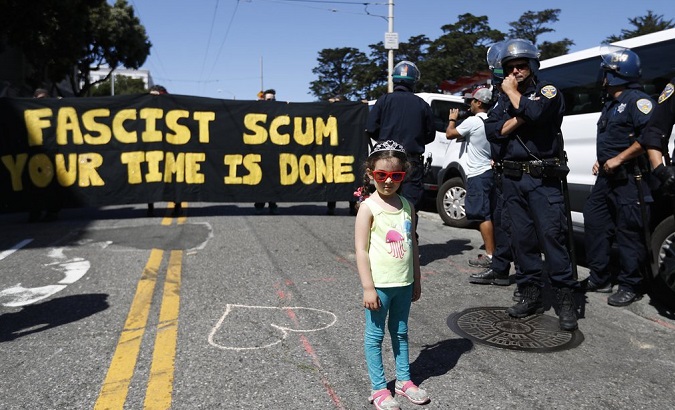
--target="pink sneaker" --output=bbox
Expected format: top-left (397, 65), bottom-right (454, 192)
top-left (368, 389), bottom-right (400, 410)
top-left (395, 380), bottom-right (430, 405)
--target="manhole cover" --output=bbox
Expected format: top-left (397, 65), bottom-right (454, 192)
top-left (447, 307), bottom-right (584, 352)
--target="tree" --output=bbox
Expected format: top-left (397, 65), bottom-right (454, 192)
top-left (72, 0), bottom-right (151, 96)
top-left (0, 0), bottom-right (102, 91)
top-left (605, 10), bottom-right (675, 43)
top-left (539, 39), bottom-right (575, 60)
top-left (362, 35), bottom-right (432, 100)
top-left (309, 47), bottom-right (371, 101)
top-left (90, 75), bottom-right (147, 96)
top-left (362, 42), bottom-right (389, 99)
top-left (308, 9), bottom-right (593, 98)
top-left (0, 0), bottom-right (151, 96)
top-left (420, 13), bottom-right (504, 92)
top-left (508, 9), bottom-right (573, 59)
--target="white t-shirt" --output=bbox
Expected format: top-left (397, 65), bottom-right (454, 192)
top-left (455, 112), bottom-right (492, 178)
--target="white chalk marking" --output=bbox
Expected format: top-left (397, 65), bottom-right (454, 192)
top-left (0, 284), bottom-right (67, 307)
top-left (0, 246), bottom-right (91, 307)
top-left (208, 304), bottom-right (337, 351)
top-left (0, 238), bottom-right (33, 261)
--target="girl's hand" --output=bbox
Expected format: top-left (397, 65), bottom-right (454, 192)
top-left (412, 282), bottom-right (421, 302)
top-left (363, 289), bottom-right (381, 310)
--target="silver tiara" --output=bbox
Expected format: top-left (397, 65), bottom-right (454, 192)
top-left (370, 140), bottom-right (406, 156)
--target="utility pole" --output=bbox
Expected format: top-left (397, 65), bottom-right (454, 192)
top-left (111, 69), bottom-right (115, 96)
top-left (384, 0), bottom-right (397, 93)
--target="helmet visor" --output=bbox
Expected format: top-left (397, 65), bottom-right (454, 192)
top-left (487, 42), bottom-right (506, 80)
top-left (599, 45), bottom-right (630, 72)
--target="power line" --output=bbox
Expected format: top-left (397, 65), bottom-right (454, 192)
top-left (206, 0), bottom-right (242, 82)
top-left (129, 0), bottom-right (168, 84)
top-left (152, 74), bottom-right (262, 83)
top-left (253, 0), bottom-right (388, 20)
top-left (199, 0), bottom-right (222, 84)
top-left (151, 77), bottom-right (222, 84)
top-left (259, 0), bottom-right (387, 5)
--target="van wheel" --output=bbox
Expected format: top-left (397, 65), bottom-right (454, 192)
top-left (436, 177), bottom-right (469, 228)
top-left (650, 216), bottom-right (675, 309)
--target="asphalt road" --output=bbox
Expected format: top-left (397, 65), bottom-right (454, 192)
top-left (1, 202), bottom-right (674, 409)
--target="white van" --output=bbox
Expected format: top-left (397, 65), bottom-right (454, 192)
top-left (538, 29), bottom-right (675, 238)
top-left (411, 93), bottom-right (471, 226)
top-left (539, 29), bottom-right (675, 305)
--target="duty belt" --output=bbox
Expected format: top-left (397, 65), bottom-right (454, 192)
top-left (501, 158), bottom-right (560, 173)
top-left (500, 158), bottom-right (566, 179)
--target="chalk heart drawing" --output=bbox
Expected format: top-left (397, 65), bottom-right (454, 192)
top-left (0, 247), bottom-right (91, 307)
top-left (208, 304), bottom-right (337, 351)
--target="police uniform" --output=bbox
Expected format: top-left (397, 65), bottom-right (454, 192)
top-left (643, 79), bottom-right (675, 156)
top-left (485, 78), bottom-right (577, 290)
top-left (584, 87), bottom-right (655, 294)
top-left (366, 85), bottom-right (435, 209)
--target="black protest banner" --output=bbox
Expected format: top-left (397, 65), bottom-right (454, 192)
top-left (0, 94), bottom-right (369, 210)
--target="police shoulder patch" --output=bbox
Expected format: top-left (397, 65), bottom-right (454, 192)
top-left (540, 85), bottom-right (557, 99)
top-left (636, 98), bottom-right (653, 114)
top-left (658, 83), bottom-right (674, 104)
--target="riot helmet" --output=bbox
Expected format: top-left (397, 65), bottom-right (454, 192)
top-left (392, 61), bottom-right (421, 89)
top-left (499, 38), bottom-right (540, 75)
top-left (599, 45), bottom-right (641, 86)
top-left (486, 41), bottom-right (506, 84)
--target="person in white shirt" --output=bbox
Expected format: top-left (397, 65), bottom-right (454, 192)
top-left (446, 87), bottom-right (495, 269)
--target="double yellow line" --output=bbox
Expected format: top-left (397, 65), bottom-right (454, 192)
top-left (95, 204), bottom-right (186, 410)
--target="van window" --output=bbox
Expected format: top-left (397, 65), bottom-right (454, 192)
top-left (430, 99), bottom-right (465, 119)
top-left (538, 35), bottom-right (675, 116)
top-left (430, 99), bottom-right (467, 131)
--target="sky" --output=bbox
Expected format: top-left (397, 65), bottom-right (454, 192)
top-left (123, 0), bottom-right (675, 102)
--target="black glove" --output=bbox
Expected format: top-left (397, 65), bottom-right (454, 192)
top-left (654, 164), bottom-right (675, 195)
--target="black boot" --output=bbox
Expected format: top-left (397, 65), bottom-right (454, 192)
top-left (507, 285), bottom-right (543, 318)
top-left (557, 287), bottom-right (578, 331)
top-left (512, 287), bottom-right (521, 302)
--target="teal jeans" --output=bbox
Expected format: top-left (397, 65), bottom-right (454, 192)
top-left (364, 284), bottom-right (413, 390)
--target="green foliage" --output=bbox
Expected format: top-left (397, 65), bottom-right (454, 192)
top-left (309, 47), bottom-right (373, 101)
top-left (508, 9), bottom-right (574, 59)
top-left (308, 9), bottom-right (569, 99)
top-left (308, 8), bottom-right (604, 99)
top-left (0, 0), bottom-right (151, 97)
top-left (605, 10), bottom-right (675, 43)
top-left (539, 39), bottom-right (575, 60)
top-left (73, 0), bottom-right (151, 96)
top-left (419, 14), bottom-right (503, 92)
top-left (508, 9), bottom-right (561, 44)
top-left (89, 75), bottom-right (147, 96)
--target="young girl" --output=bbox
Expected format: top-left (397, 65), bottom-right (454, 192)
top-left (354, 140), bottom-right (429, 410)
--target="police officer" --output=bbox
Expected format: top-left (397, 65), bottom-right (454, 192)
top-left (468, 41), bottom-right (519, 289)
top-left (644, 79), bottom-right (675, 192)
top-left (583, 46), bottom-right (655, 307)
top-left (484, 39), bottom-right (579, 331)
top-left (366, 61), bottom-right (435, 215)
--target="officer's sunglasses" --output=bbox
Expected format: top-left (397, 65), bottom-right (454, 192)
top-left (504, 62), bottom-right (529, 72)
top-left (372, 170), bottom-right (406, 182)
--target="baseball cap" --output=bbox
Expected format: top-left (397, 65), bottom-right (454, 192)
top-left (463, 87), bottom-right (492, 104)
